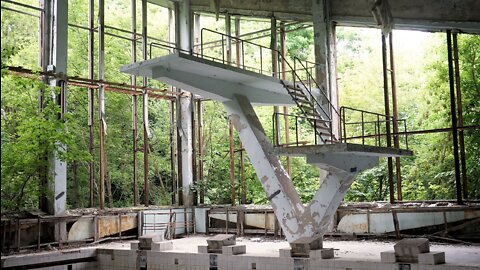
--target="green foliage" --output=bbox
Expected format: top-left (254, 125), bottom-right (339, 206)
top-left (285, 26), bottom-right (313, 62)
top-left (0, 73), bottom-right (90, 211)
top-left (340, 29), bottom-right (480, 201)
top-left (2, 0), bottom-right (479, 213)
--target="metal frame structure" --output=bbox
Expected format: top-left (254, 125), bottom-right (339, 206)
top-left (1, 0), bottom-right (479, 252)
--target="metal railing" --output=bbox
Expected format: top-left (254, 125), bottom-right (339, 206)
top-left (340, 106), bottom-right (409, 149)
top-left (198, 29), bottom-right (339, 144)
top-left (148, 28), bottom-right (410, 149)
top-left (272, 112), bottom-right (332, 147)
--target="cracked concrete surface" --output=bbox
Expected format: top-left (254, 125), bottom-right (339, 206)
top-left (223, 94), bottom-right (379, 243)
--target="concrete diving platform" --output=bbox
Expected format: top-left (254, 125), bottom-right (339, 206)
top-left (120, 52), bottom-right (317, 106)
top-left (121, 53), bottom-right (415, 248)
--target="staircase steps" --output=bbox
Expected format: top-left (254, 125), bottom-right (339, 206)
top-left (280, 71), bottom-right (339, 144)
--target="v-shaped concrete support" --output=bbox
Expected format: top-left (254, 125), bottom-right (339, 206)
top-left (224, 95), bottom-right (378, 243)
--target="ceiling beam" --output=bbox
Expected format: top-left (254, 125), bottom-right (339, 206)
top-left (184, 0), bottom-right (480, 34)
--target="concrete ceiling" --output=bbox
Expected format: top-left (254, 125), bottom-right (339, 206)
top-left (172, 0), bottom-right (480, 34)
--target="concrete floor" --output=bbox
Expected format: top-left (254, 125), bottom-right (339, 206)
top-left (106, 235), bottom-right (480, 267)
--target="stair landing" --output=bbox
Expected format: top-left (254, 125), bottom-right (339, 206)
top-left (274, 143), bottom-right (413, 158)
top-left (121, 52), bottom-right (319, 105)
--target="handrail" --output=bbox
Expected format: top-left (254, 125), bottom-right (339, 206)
top-left (340, 106), bottom-right (408, 149)
top-left (341, 106), bottom-right (393, 119)
top-left (293, 57), bottom-right (340, 119)
top-left (148, 28), bottom-right (411, 149)
top-left (272, 112), bottom-right (327, 147)
top-left (200, 28), bottom-right (339, 144)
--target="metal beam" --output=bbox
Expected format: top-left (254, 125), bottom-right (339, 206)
top-left (189, 0), bottom-right (480, 34)
top-left (98, 0), bottom-right (106, 210)
top-left (131, 0), bottom-right (139, 207)
top-left (87, 0), bottom-right (95, 208)
top-left (142, 0), bottom-right (150, 207)
top-left (389, 33), bottom-right (402, 201)
top-left (447, 30), bottom-right (463, 205)
top-left (381, 33), bottom-right (395, 204)
top-left (453, 33), bottom-right (468, 200)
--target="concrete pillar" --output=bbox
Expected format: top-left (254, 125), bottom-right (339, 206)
top-left (224, 95), bottom-right (378, 243)
top-left (175, 0), bottom-right (194, 206)
top-left (311, 0), bottom-right (339, 138)
top-left (43, 0), bottom-right (68, 241)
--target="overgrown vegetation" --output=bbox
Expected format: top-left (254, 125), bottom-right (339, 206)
top-left (1, 1), bottom-right (479, 212)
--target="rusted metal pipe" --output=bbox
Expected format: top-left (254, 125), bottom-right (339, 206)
top-left (197, 100), bottom-right (204, 204)
top-left (88, 0), bottom-right (95, 208)
top-left (280, 21), bottom-right (291, 175)
top-left (447, 30), bottom-right (463, 205)
top-left (381, 33), bottom-right (395, 204)
top-left (229, 120), bottom-right (236, 206)
top-left (131, 0), bottom-right (139, 206)
top-left (453, 33), bottom-right (468, 200)
top-left (98, 0), bottom-right (106, 210)
top-left (389, 33), bottom-right (402, 201)
top-left (142, 0), bottom-right (149, 207)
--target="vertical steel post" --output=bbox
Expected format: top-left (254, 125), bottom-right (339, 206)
top-left (98, 0), bottom-right (106, 209)
top-left (453, 33), bottom-right (468, 200)
top-left (131, 0), bottom-right (139, 206)
top-left (229, 120), bottom-right (236, 206)
top-left (447, 30), bottom-right (463, 205)
top-left (168, 8), bottom-right (177, 205)
top-left (225, 13), bottom-right (231, 64)
top-left (87, 0), bottom-right (95, 207)
top-left (170, 100), bottom-right (177, 204)
top-left (271, 17), bottom-right (281, 147)
top-left (280, 21), bottom-right (291, 175)
top-left (225, 12), bottom-right (235, 206)
top-left (141, 0), bottom-right (149, 207)
top-left (271, 16), bottom-right (278, 78)
top-left (197, 100), bottom-right (204, 204)
top-left (381, 33), bottom-right (395, 204)
top-left (235, 17), bottom-right (242, 67)
top-left (38, 0), bottom-right (48, 211)
top-left (191, 96), bottom-right (197, 206)
top-left (235, 17), bottom-right (246, 205)
top-left (389, 33), bottom-right (402, 201)
top-left (194, 14), bottom-right (200, 54)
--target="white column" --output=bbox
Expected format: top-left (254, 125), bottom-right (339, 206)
top-left (175, 0), bottom-right (194, 206)
top-left (312, 0), bottom-right (339, 138)
top-left (224, 94), bottom-right (378, 242)
top-left (44, 0), bottom-right (68, 241)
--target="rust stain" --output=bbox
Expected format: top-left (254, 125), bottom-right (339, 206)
top-left (98, 215), bottom-right (137, 238)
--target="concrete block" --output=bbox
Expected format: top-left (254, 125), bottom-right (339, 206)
top-left (138, 234), bottom-right (163, 250)
top-left (207, 234), bottom-right (236, 253)
top-left (394, 238), bottom-right (430, 262)
top-left (418, 252), bottom-right (445, 265)
top-left (130, 241), bottom-right (139, 250)
top-left (222, 244), bottom-right (246, 255)
top-left (279, 248), bottom-right (292, 258)
top-left (152, 241), bottom-right (173, 252)
top-left (198, 245), bottom-right (209, 253)
top-left (290, 235), bottom-right (323, 257)
top-left (380, 251), bottom-right (397, 263)
top-left (309, 248), bottom-right (334, 259)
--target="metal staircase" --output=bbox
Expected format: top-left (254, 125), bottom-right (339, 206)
top-left (145, 28), bottom-right (408, 149)
top-left (281, 79), bottom-right (337, 144)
